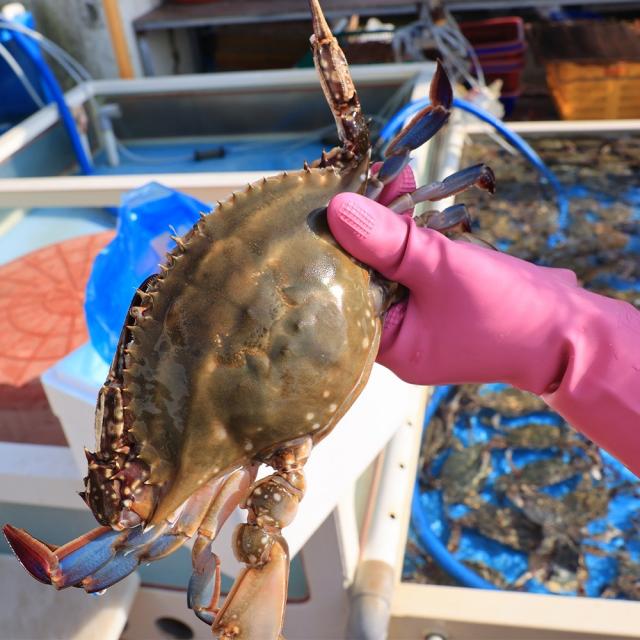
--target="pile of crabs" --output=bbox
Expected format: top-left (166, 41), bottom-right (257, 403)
top-left (406, 134), bottom-right (640, 598)
top-left (459, 135), bottom-right (640, 307)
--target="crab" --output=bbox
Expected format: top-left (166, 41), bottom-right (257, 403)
top-left (2, 2), bottom-right (495, 638)
top-left (488, 421), bottom-right (603, 476)
top-left (493, 455), bottom-right (593, 495)
top-left (461, 384), bottom-right (547, 416)
top-left (437, 442), bottom-right (492, 507)
top-left (448, 502), bottom-right (543, 555)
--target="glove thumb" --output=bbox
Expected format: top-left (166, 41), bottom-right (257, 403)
top-left (327, 193), bottom-right (411, 278)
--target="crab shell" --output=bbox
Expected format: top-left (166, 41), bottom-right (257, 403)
top-left (86, 157), bottom-right (387, 529)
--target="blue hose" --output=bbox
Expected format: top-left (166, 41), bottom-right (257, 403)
top-left (1, 20), bottom-right (93, 175)
top-left (411, 489), bottom-right (498, 590)
top-left (378, 96), bottom-right (569, 246)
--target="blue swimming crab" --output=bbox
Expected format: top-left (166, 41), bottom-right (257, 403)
top-left (3, 1), bottom-right (494, 637)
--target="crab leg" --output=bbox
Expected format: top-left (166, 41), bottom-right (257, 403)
top-left (308, 0), bottom-right (369, 169)
top-left (2, 470), bottom-right (252, 594)
top-left (211, 437), bottom-right (312, 640)
top-left (187, 467), bottom-right (259, 625)
top-left (415, 204), bottom-right (472, 233)
top-left (386, 163), bottom-right (496, 213)
top-left (3, 523), bottom-right (124, 589)
top-left (366, 61), bottom-right (453, 199)
top-left (413, 203), bottom-right (497, 249)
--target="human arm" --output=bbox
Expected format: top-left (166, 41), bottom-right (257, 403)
top-left (327, 179), bottom-right (640, 476)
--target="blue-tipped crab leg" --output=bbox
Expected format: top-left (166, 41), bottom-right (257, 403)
top-left (2, 469), bottom-right (254, 595)
top-left (366, 61), bottom-right (453, 199)
top-left (2, 524), bottom-right (123, 589)
top-left (386, 163), bottom-right (496, 213)
top-left (414, 203), bottom-right (497, 250)
top-left (416, 203), bottom-right (472, 233)
top-left (2, 518), bottom-right (169, 593)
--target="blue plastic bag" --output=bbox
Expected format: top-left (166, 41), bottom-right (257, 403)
top-left (85, 182), bottom-right (209, 363)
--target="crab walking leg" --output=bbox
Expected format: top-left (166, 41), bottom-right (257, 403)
top-left (83, 467), bottom-right (256, 594)
top-left (212, 437), bottom-right (312, 640)
top-left (2, 472), bottom-right (242, 593)
top-left (83, 468), bottom-right (256, 594)
top-left (187, 467), bottom-right (259, 625)
top-left (366, 61), bottom-right (453, 200)
top-left (414, 205), bottom-right (497, 250)
top-left (386, 163), bottom-right (496, 213)
top-left (415, 204), bottom-right (472, 233)
top-left (3, 523), bottom-right (125, 589)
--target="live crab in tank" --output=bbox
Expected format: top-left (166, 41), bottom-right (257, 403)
top-left (3, 1), bottom-right (495, 637)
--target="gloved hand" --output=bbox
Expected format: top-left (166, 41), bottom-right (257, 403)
top-left (328, 167), bottom-right (640, 476)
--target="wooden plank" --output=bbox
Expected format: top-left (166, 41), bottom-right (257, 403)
top-left (103, 0), bottom-right (135, 79)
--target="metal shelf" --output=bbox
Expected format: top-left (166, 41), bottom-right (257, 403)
top-left (134, 0), bottom-right (640, 32)
top-left (132, 0), bottom-right (640, 75)
top-left (134, 0), bottom-right (422, 32)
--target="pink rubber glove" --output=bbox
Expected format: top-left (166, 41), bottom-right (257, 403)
top-left (328, 169), bottom-right (640, 477)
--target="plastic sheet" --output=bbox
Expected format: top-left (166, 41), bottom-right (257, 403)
top-left (85, 182), bottom-right (209, 363)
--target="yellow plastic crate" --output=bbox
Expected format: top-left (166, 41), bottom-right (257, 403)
top-left (546, 61), bottom-right (640, 119)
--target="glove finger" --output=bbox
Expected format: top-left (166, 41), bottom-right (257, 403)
top-left (371, 162), bottom-right (416, 212)
top-left (328, 192), bottom-right (412, 276)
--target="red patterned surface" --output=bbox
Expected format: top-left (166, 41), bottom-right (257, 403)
top-left (0, 231), bottom-right (114, 387)
top-left (0, 231), bottom-right (114, 445)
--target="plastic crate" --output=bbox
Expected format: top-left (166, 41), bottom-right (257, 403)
top-left (459, 17), bottom-right (526, 98)
top-left (482, 60), bottom-right (524, 94)
top-left (546, 61), bottom-right (640, 119)
top-left (460, 17), bottom-right (526, 60)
